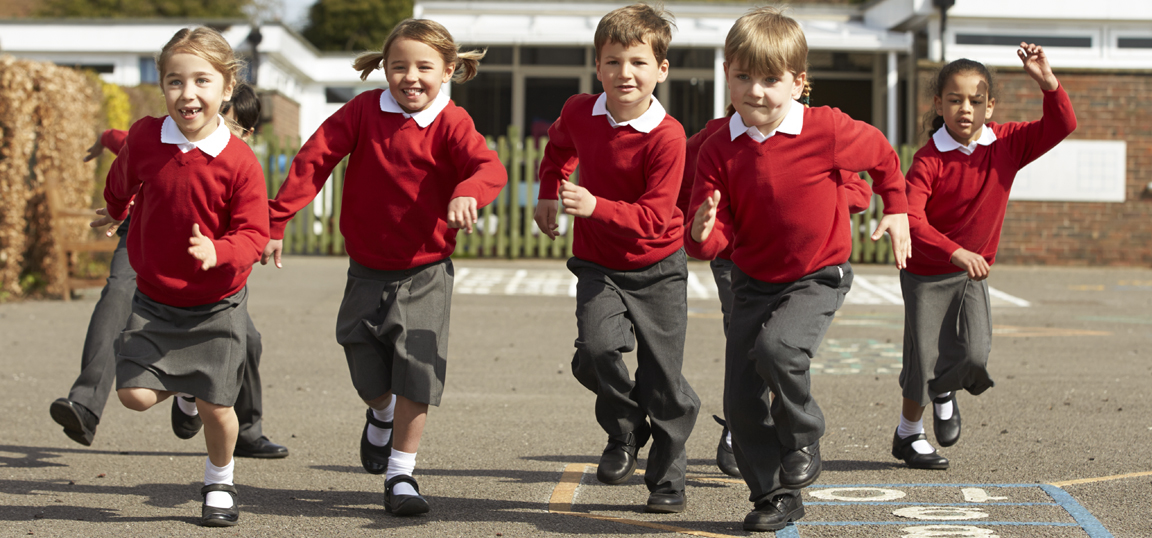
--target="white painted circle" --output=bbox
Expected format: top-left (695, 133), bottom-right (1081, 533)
top-left (808, 487), bottom-right (907, 501)
top-left (901, 525), bottom-right (999, 537)
top-left (894, 506), bottom-right (990, 520)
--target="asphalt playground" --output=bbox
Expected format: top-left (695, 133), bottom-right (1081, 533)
top-left (1, 257), bottom-right (1150, 537)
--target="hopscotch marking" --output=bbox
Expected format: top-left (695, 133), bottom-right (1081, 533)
top-left (453, 268), bottom-right (1030, 306)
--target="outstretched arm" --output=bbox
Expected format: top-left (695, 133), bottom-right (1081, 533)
top-left (1018, 42), bottom-right (1058, 92)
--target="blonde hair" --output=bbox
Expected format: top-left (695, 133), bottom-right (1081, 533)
top-left (594, 3), bottom-right (676, 65)
top-left (156, 27), bottom-right (244, 87)
top-left (353, 19), bottom-right (485, 83)
top-left (724, 7), bottom-right (807, 78)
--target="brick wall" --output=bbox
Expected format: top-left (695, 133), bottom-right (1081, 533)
top-left (915, 63), bottom-right (1152, 266)
top-left (260, 90), bottom-right (300, 143)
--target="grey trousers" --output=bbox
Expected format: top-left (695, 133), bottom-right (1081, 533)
top-left (725, 263), bottom-right (851, 503)
top-left (899, 270), bottom-right (995, 406)
top-left (567, 249), bottom-right (700, 494)
top-left (710, 258), bottom-right (735, 336)
top-left (66, 230), bottom-right (267, 443)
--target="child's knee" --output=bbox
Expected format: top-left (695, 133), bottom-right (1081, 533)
top-left (117, 388), bottom-right (152, 411)
top-left (195, 400), bottom-right (235, 423)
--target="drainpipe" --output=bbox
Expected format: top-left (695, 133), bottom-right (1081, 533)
top-left (933, 0), bottom-right (955, 62)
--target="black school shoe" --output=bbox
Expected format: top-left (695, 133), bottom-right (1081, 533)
top-left (50, 398), bottom-right (98, 447)
top-left (713, 415), bottom-right (741, 478)
top-left (360, 408), bottom-right (392, 474)
top-left (933, 392), bottom-right (962, 447)
top-left (200, 484), bottom-right (239, 527)
top-left (385, 475), bottom-right (430, 516)
top-left (171, 397), bottom-right (203, 439)
top-left (234, 436), bottom-right (289, 459)
top-left (743, 493), bottom-right (804, 532)
top-left (891, 429), bottom-right (949, 470)
top-left (645, 490), bottom-right (686, 513)
top-left (596, 422), bottom-right (650, 485)
top-left (779, 442), bottom-right (821, 489)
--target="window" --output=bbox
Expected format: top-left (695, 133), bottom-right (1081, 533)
top-left (325, 87), bottom-right (357, 104)
top-left (69, 64), bottom-right (114, 74)
top-left (478, 46), bottom-right (513, 65)
top-left (1118, 37), bottom-right (1152, 49)
top-left (449, 72), bottom-right (512, 138)
top-left (520, 47), bottom-right (585, 66)
top-left (665, 48), bottom-right (713, 69)
top-left (955, 34), bottom-right (1092, 48)
top-left (139, 57), bottom-right (158, 84)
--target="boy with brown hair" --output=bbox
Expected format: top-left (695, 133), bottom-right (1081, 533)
top-left (535, 2), bottom-right (699, 514)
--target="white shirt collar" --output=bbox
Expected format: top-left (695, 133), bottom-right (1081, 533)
top-left (380, 87), bottom-right (451, 128)
top-left (591, 92), bottom-right (666, 134)
top-left (160, 115), bottom-right (230, 157)
top-left (729, 100), bottom-right (805, 143)
top-left (933, 124), bottom-right (998, 155)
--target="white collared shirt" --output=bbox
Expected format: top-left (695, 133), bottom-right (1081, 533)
top-left (380, 87), bottom-right (451, 128)
top-left (160, 115), bottom-right (230, 157)
top-left (591, 92), bottom-right (667, 133)
top-left (729, 100), bottom-right (805, 143)
top-left (932, 124), bottom-right (997, 155)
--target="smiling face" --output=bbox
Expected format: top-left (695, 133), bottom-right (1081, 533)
top-left (386, 38), bottom-right (455, 114)
top-left (934, 71), bottom-right (996, 146)
top-left (162, 52), bottom-right (233, 143)
top-left (725, 60), bottom-right (805, 135)
top-left (595, 40), bottom-right (669, 122)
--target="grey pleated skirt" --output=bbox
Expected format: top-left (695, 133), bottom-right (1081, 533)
top-left (115, 287), bottom-right (249, 406)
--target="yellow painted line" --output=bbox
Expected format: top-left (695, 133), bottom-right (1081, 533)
top-left (1049, 470), bottom-right (1152, 487)
top-left (548, 463), bottom-right (587, 512)
top-left (548, 465), bottom-right (741, 537)
top-left (992, 325), bottom-right (1112, 337)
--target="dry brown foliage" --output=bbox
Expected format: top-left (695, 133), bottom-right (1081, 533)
top-left (0, 55), bottom-right (101, 298)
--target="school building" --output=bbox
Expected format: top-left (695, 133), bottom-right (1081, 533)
top-left (0, 0), bottom-right (1149, 266)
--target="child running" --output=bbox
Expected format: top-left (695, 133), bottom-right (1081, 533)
top-left (892, 45), bottom-right (1075, 469)
top-left (678, 96), bottom-right (874, 481)
top-left (535, 3), bottom-right (699, 514)
top-left (100, 27), bottom-right (270, 527)
top-left (685, 7), bottom-right (910, 532)
top-left (52, 84), bottom-right (288, 460)
top-left (262, 19), bottom-right (506, 516)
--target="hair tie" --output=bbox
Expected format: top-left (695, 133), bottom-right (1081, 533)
top-left (798, 95), bottom-right (810, 106)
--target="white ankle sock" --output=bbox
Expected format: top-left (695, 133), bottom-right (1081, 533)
top-left (897, 413), bottom-right (935, 455)
top-left (934, 392), bottom-right (954, 420)
top-left (204, 457), bottom-right (234, 509)
top-left (386, 449), bottom-right (418, 496)
top-left (177, 394), bottom-right (199, 416)
top-left (367, 397), bottom-right (395, 447)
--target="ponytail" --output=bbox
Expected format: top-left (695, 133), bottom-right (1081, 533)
top-left (353, 51), bottom-right (386, 82)
top-left (453, 49), bottom-right (486, 84)
top-left (799, 79), bottom-right (812, 106)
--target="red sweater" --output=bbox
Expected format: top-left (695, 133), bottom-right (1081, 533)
top-left (679, 117), bottom-right (874, 261)
top-left (269, 90), bottom-right (506, 270)
top-left (906, 86), bottom-right (1076, 275)
top-left (538, 94), bottom-right (686, 271)
top-left (685, 106), bottom-right (907, 283)
top-left (102, 129), bottom-right (127, 155)
top-left (104, 116), bottom-right (270, 307)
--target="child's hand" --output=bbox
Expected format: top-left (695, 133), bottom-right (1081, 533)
top-left (559, 180), bottom-right (596, 218)
top-left (873, 213), bottom-right (911, 270)
top-left (83, 138), bottom-right (105, 162)
top-left (691, 190), bottom-right (721, 243)
top-left (188, 224), bottom-right (217, 270)
top-left (534, 199), bottom-right (559, 240)
top-left (1018, 42), bottom-right (1059, 91)
top-left (447, 196), bottom-right (478, 234)
top-left (261, 239), bottom-right (283, 268)
top-left (950, 248), bottom-right (990, 281)
top-left (90, 206), bottom-right (125, 237)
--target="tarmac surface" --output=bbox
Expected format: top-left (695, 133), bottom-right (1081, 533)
top-left (1, 256), bottom-right (1150, 537)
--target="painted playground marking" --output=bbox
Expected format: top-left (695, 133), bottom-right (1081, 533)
top-left (454, 269), bottom-right (1030, 307)
top-left (547, 465), bottom-right (1121, 537)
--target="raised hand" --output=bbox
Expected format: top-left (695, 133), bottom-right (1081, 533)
top-left (873, 213), bottom-right (911, 270)
top-left (188, 223), bottom-right (218, 271)
top-left (1018, 42), bottom-right (1058, 91)
top-left (559, 179), bottom-right (597, 218)
top-left (447, 196), bottom-right (479, 234)
top-left (534, 199), bottom-right (560, 240)
top-left (83, 139), bottom-right (105, 163)
top-left (691, 190), bottom-right (721, 243)
top-left (950, 247), bottom-right (990, 281)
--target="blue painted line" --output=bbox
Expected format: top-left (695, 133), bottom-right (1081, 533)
top-left (796, 521), bottom-right (1078, 527)
top-left (776, 523), bottom-right (800, 538)
top-left (806, 502), bottom-right (1055, 506)
top-left (810, 483), bottom-right (1040, 488)
top-left (1040, 484), bottom-right (1114, 538)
